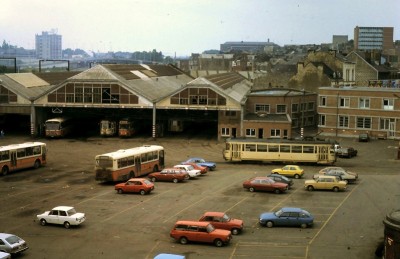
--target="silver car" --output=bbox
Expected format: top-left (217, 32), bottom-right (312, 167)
top-left (0, 233), bottom-right (28, 255)
top-left (318, 167), bottom-right (358, 184)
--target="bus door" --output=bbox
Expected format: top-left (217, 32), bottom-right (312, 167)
top-left (134, 156), bottom-right (141, 177)
top-left (159, 150), bottom-right (165, 168)
top-left (10, 150), bottom-right (17, 169)
top-left (42, 146), bottom-right (47, 163)
top-left (232, 144), bottom-right (241, 160)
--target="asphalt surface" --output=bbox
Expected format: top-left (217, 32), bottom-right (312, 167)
top-left (0, 134), bottom-right (399, 259)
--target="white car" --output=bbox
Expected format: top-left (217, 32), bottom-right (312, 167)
top-left (173, 164), bottom-right (201, 178)
top-left (0, 251), bottom-right (11, 259)
top-left (0, 233), bottom-right (28, 255)
top-left (37, 206), bottom-right (86, 229)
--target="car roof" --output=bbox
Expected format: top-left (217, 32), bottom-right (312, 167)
top-left (52, 206), bottom-right (74, 211)
top-left (317, 175), bottom-right (337, 179)
top-left (202, 212), bottom-right (225, 217)
top-left (128, 178), bottom-right (148, 181)
top-left (280, 207), bottom-right (303, 212)
top-left (175, 220), bottom-right (210, 227)
top-left (0, 233), bottom-right (15, 239)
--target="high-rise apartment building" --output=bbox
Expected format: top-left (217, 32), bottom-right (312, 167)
top-left (354, 26), bottom-right (394, 51)
top-left (35, 31), bottom-right (62, 59)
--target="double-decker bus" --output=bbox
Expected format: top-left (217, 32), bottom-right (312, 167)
top-left (100, 119), bottom-right (118, 137)
top-left (0, 142), bottom-right (47, 176)
top-left (95, 145), bottom-right (165, 182)
top-left (118, 118), bottom-right (135, 137)
top-left (45, 117), bottom-right (75, 138)
top-left (223, 138), bottom-right (336, 165)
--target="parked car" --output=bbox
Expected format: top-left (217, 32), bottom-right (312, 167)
top-left (304, 175), bottom-right (347, 192)
top-left (267, 174), bottom-right (294, 188)
top-left (0, 252), bottom-right (10, 259)
top-left (114, 178), bottom-right (154, 195)
top-left (182, 157), bottom-right (216, 171)
top-left (259, 207), bottom-right (314, 228)
top-left (181, 162), bottom-right (208, 174)
top-left (198, 212), bottom-right (244, 235)
top-left (148, 168), bottom-right (189, 183)
top-left (317, 167), bottom-right (358, 184)
top-left (37, 206), bottom-right (86, 229)
top-left (154, 254), bottom-right (185, 259)
top-left (0, 233), bottom-right (28, 255)
top-left (170, 220), bottom-right (232, 247)
top-left (359, 133), bottom-right (370, 142)
top-left (243, 177), bottom-right (288, 194)
top-left (271, 165), bottom-right (304, 179)
top-left (173, 164), bottom-right (201, 178)
top-left (336, 147), bottom-right (358, 158)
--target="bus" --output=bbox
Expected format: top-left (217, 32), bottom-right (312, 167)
top-left (100, 119), bottom-right (118, 137)
top-left (0, 142), bottom-right (47, 176)
top-left (223, 138), bottom-right (336, 165)
top-left (45, 117), bottom-right (75, 138)
top-left (118, 118), bottom-right (135, 137)
top-left (95, 145), bottom-right (165, 182)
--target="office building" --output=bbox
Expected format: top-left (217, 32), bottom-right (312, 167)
top-left (354, 26), bottom-right (394, 51)
top-left (35, 31), bottom-right (62, 59)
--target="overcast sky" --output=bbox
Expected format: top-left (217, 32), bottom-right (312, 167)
top-left (1, 0), bottom-right (399, 57)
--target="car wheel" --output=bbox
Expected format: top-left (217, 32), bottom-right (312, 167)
top-left (307, 186), bottom-right (314, 191)
top-left (34, 160), bottom-right (41, 169)
top-left (294, 174), bottom-right (300, 179)
top-left (151, 177), bottom-right (156, 182)
top-left (140, 190), bottom-right (146, 195)
top-left (274, 189), bottom-right (281, 194)
top-left (173, 178), bottom-right (178, 183)
top-left (214, 239), bottom-right (223, 247)
top-left (333, 187), bottom-right (339, 192)
top-left (300, 223), bottom-right (308, 229)
top-left (64, 222), bottom-right (70, 229)
top-left (40, 219), bottom-right (47, 226)
top-left (249, 187), bottom-right (255, 192)
top-left (1, 166), bottom-right (9, 176)
top-left (266, 221), bottom-right (274, 228)
top-left (117, 189), bottom-right (123, 194)
top-left (179, 236), bottom-right (188, 245)
top-left (231, 228), bottom-right (239, 235)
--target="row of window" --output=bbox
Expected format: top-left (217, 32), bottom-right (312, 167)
top-left (319, 96), bottom-right (395, 110)
top-left (0, 146), bottom-right (42, 161)
top-left (116, 151), bottom-right (160, 168)
top-left (243, 144), bottom-right (317, 153)
top-left (319, 115), bottom-right (395, 130)
top-left (255, 102), bottom-right (315, 114)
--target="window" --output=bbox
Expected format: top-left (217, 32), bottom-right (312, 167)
top-left (245, 128), bottom-right (256, 137)
top-left (339, 116), bottom-right (349, 128)
top-left (245, 144), bottom-right (256, 151)
top-left (292, 103), bottom-right (299, 112)
top-left (319, 115), bottom-right (326, 126)
top-left (276, 105), bottom-right (286, 113)
top-left (307, 102), bottom-right (314, 110)
top-left (319, 96), bottom-right (327, 106)
top-left (380, 118), bottom-right (395, 130)
top-left (270, 129), bottom-right (281, 137)
top-left (357, 117), bottom-right (371, 129)
top-left (339, 97), bottom-right (350, 107)
top-left (221, 128), bottom-right (230, 136)
top-left (359, 98), bottom-right (370, 109)
top-left (383, 99), bottom-right (394, 110)
top-left (255, 104), bottom-right (270, 113)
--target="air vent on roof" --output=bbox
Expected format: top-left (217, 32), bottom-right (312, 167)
top-left (256, 111), bottom-right (268, 117)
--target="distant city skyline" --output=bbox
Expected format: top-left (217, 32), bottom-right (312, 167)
top-left (1, 0), bottom-right (399, 57)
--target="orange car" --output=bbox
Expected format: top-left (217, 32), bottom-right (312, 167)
top-left (198, 212), bottom-right (243, 235)
top-left (170, 220), bottom-right (232, 247)
top-left (114, 178), bottom-right (154, 195)
top-left (182, 162), bottom-right (208, 174)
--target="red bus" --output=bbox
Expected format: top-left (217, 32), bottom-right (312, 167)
top-left (0, 142), bottom-right (47, 176)
top-left (118, 118), bottom-right (136, 137)
top-left (95, 145), bottom-right (165, 182)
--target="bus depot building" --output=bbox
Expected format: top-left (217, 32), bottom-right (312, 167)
top-left (0, 64), bottom-right (318, 140)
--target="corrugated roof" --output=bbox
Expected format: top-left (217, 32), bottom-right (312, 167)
top-left (244, 113), bottom-right (289, 122)
top-left (34, 72), bottom-right (80, 85)
top-left (6, 73), bottom-right (49, 88)
top-left (205, 72), bottom-right (247, 90)
top-left (0, 74), bottom-right (54, 101)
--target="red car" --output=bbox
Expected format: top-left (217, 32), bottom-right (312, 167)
top-left (148, 168), bottom-right (189, 183)
top-left (114, 178), bottom-right (154, 195)
top-left (199, 212), bottom-right (244, 235)
top-left (182, 162), bottom-right (208, 174)
top-left (243, 177), bottom-right (288, 194)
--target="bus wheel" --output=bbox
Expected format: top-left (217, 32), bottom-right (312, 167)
top-left (1, 166), bottom-right (8, 176)
top-left (34, 160), bottom-right (41, 169)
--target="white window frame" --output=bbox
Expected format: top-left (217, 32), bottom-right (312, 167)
top-left (319, 96), bottom-right (327, 107)
top-left (338, 116), bottom-right (349, 128)
top-left (255, 104), bottom-right (270, 113)
top-left (319, 114), bottom-right (326, 126)
top-left (359, 98), bottom-right (370, 109)
top-left (339, 97), bottom-right (350, 108)
top-left (356, 117), bottom-right (371, 129)
top-left (221, 128), bottom-right (230, 136)
top-left (276, 104), bottom-right (286, 114)
top-left (270, 129), bottom-right (281, 137)
top-left (383, 98), bottom-right (394, 110)
top-left (245, 128), bottom-right (256, 137)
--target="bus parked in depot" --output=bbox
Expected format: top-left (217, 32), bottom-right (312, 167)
top-left (95, 145), bottom-right (165, 182)
top-left (45, 117), bottom-right (75, 138)
top-left (118, 118), bottom-right (135, 137)
top-left (0, 142), bottom-right (47, 176)
top-left (223, 138), bottom-right (336, 165)
top-left (100, 119), bottom-right (118, 137)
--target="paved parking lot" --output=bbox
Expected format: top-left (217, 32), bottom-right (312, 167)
top-left (0, 134), bottom-right (399, 259)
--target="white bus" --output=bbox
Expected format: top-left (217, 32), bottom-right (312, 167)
top-left (223, 138), bottom-right (336, 165)
top-left (95, 145), bottom-right (165, 182)
top-left (0, 142), bottom-right (47, 176)
top-left (45, 117), bottom-right (75, 138)
top-left (100, 119), bottom-right (118, 137)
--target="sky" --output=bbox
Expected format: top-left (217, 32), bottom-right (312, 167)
top-left (1, 0), bottom-right (399, 57)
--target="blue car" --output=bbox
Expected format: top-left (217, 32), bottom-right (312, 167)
top-left (259, 207), bottom-right (314, 228)
top-left (182, 157), bottom-right (216, 171)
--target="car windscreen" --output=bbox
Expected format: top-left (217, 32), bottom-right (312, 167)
top-left (5, 235), bottom-right (21, 244)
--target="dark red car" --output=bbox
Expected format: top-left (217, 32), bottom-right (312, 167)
top-left (148, 168), bottom-right (189, 183)
top-left (199, 212), bottom-right (243, 235)
top-left (243, 177), bottom-right (288, 194)
top-left (114, 178), bottom-right (154, 195)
